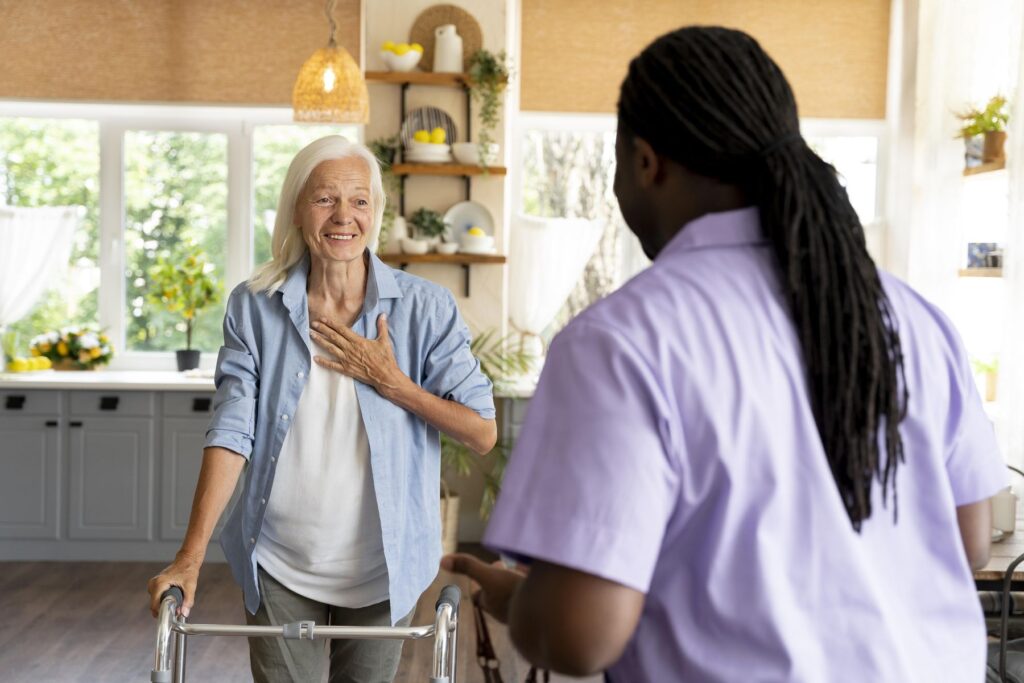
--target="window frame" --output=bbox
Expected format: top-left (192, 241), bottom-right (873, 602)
top-left (0, 100), bottom-right (362, 370)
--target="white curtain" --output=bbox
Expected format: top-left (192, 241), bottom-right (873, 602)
top-left (508, 214), bottom-right (603, 363)
top-left (999, 5), bottom-right (1024, 468)
top-left (0, 206), bottom-right (79, 328)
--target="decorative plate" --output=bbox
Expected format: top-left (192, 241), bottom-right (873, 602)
top-left (400, 106), bottom-right (458, 150)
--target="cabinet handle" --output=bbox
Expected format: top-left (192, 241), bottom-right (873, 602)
top-left (192, 397), bottom-right (211, 413)
top-left (4, 395), bottom-right (26, 410)
top-left (99, 396), bottom-right (120, 411)
top-left (69, 421), bottom-right (83, 427)
top-left (45, 420), bottom-right (58, 427)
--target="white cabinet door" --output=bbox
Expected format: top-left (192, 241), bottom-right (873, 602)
top-left (67, 417), bottom-right (154, 540)
top-left (0, 416), bottom-right (61, 539)
top-left (161, 417), bottom-right (238, 541)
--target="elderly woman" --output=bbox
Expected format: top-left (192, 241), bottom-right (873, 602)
top-left (148, 135), bottom-right (496, 682)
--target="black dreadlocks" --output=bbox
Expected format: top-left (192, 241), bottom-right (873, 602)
top-left (618, 26), bottom-right (909, 531)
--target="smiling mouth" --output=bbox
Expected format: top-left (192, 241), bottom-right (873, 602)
top-left (324, 233), bottom-right (357, 241)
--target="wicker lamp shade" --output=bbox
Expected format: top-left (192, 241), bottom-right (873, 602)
top-left (292, 0), bottom-right (368, 124)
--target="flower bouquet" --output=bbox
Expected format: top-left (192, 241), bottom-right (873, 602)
top-left (30, 326), bottom-right (114, 370)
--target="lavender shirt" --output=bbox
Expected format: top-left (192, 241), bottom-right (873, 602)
top-left (484, 207), bottom-right (1006, 682)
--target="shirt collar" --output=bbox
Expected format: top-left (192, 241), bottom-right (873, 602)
top-left (657, 206), bottom-right (766, 262)
top-left (278, 249), bottom-right (403, 315)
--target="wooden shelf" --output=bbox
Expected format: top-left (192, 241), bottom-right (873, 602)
top-left (392, 163), bottom-right (507, 176)
top-left (963, 159), bottom-right (1006, 176)
top-left (366, 71), bottom-right (468, 87)
top-left (379, 253), bottom-right (506, 266)
top-left (958, 267), bottom-right (1003, 278)
top-left (379, 253), bottom-right (506, 297)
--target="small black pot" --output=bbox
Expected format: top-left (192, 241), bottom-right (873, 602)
top-left (176, 350), bottom-right (201, 372)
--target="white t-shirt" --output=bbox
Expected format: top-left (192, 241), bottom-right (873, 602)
top-left (255, 357), bottom-right (389, 607)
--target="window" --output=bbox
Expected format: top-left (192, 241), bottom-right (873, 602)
top-left (0, 101), bottom-right (362, 369)
top-left (0, 118), bottom-right (100, 350)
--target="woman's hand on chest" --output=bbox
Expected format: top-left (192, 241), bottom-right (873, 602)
top-left (309, 313), bottom-right (412, 400)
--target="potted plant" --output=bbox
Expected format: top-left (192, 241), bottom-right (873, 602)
top-left (467, 49), bottom-right (509, 169)
top-left (369, 135), bottom-right (402, 253)
top-left (440, 330), bottom-right (534, 544)
top-left (29, 326), bottom-right (113, 370)
top-left (408, 207), bottom-right (448, 251)
top-left (972, 357), bottom-right (999, 402)
top-left (957, 94), bottom-right (1010, 166)
top-left (147, 243), bottom-right (220, 371)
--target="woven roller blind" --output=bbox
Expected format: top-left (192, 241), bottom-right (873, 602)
top-left (520, 0), bottom-right (891, 119)
top-left (0, 0), bottom-right (361, 105)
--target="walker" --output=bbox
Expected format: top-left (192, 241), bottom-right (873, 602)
top-left (151, 584), bottom-right (460, 682)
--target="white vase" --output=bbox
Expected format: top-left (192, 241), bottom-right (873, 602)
top-left (385, 216), bottom-right (407, 254)
top-left (433, 24), bottom-right (463, 73)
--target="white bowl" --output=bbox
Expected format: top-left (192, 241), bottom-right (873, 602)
top-left (435, 242), bottom-right (459, 255)
top-left (460, 233), bottom-right (495, 253)
top-left (451, 142), bottom-right (499, 166)
top-left (401, 238), bottom-right (430, 254)
top-left (382, 50), bottom-right (422, 72)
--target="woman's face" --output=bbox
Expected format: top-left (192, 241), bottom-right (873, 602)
top-left (294, 157), bottom-right (374, 265)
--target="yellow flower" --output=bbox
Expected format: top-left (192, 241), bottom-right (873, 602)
top-left (90, 347), bottom-right (102, 359)
top-left (30, 347), bottom-right (40, 356)
top-left (57, 342), bottom-right (69, 356)
top-left (40, 342), bottom-right (51, 352)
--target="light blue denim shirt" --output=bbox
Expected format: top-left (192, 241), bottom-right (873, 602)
top-left (206, 250), bottom-right (495, 624)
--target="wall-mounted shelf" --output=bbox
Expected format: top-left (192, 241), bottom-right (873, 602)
top-left (379, 253), bottom-right (506, 297)
top-left (392, 163), bottom-right (507, 176)
top-left (365, 71), bottom-right (507, 88)
top-left (958, 267), bottom-right (1003, 278)
top-left (963, 159), bottom-right (1006, 176)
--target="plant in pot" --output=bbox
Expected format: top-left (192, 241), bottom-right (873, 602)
top-left (147, 243), bottom-right (220, 371)
top-left (467, 49), bottom-right (510, 169)
top-left (408, 207), bottom-right (449, 252)
top-left (439, 330), bottom-right (534, 552)
top-left (956, 94), bottom-right (1010, 167)
top-left (971, 357), bottom-right (1000, 403)
top-left (29, 326), bottom-right (112, 370)
top-left (368, 135), bottom-right (402, 253)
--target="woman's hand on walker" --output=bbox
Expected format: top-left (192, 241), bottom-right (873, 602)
top-left (310, 314), bottom-right (408, 398)
top-left (147, 549), bottom-right (202, 618)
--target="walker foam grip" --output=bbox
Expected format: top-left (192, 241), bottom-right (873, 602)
top-left (161, 586), bottom-right (184, 606)
top-left (436, 584), bottom-right (461, 613)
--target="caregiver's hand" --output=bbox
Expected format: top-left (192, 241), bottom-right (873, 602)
top-left (311, 314), bottom-right (409, 398)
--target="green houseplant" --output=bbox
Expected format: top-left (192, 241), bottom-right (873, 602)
top-left (147, 242), bottom-right (221, 371)
top-left (467, 49), bottom-right (509, 169)
top-left (409, 207), bottom-right (448, 241)
top-left (441, 330), bottom-right (534, 520)
top-left (957, 94), bottom-right (1010, 165)
top-left (368, 135), bottom-right (402, 253)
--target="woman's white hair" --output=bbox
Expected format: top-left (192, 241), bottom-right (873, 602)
top-left (248, 135), bottom-right (386, 294)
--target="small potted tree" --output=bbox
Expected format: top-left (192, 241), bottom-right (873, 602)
top-left (957, 94), bottom-right (1010, 167)
top-left (147, 243), bottom-right (220, 371)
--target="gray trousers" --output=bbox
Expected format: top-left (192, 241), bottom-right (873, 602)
top-left (246, 567), bottom-right (413, 683)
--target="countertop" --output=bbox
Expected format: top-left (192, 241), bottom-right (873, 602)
top-left (0, 370), bottom-right (216, 391)
top-left (0, 370), bottom-right (536, 398)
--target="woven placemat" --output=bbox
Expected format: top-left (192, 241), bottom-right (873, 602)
top-left (408, 4), bottom-right (482, 73)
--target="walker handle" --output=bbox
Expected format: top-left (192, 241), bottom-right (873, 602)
top-left (435, 584), bottom-right (461, 614)
top-left (161, 586), bottom-right (185, 608)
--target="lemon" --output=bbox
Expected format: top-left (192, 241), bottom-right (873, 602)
top-left (394, 43), bottom-right (411, 56)
top-left (430, 127), bottom-right (447, 144)
top-left (9, 358), bottom-right (28, 372)
top-left (382, 40), bottom-right (396, 52)
top-left (413, 130), bottom-right (431, 143)
top-left (40, 357), bottom-right (52, 369)
top-left (467, 227), bottom-right (485, 236)
top-left (410, 43), bottom-right (424, 53)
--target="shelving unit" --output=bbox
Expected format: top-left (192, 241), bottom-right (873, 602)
top-left (958, 267), bottom-right (1003, 278)
top-left (369, 69), bottom-right (507, 296)
top-left (963, 159), bottom-right (1006, 176)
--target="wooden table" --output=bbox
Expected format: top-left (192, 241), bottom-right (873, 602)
top-left (976, 527), bottom-right (1024, 590)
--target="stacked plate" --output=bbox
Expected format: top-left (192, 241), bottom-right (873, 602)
top-left (404, 141), bottom-right (452, 164)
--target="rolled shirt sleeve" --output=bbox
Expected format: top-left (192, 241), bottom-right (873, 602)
top-left (484, 319), bottom-right (679, 593)
top-left (421, 290), bottom-right (495, 419)
top-left (205, 287), bottom-right (260, 459)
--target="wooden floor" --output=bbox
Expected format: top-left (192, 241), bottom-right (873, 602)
top-left (0, 561), bottom-right (598, 682)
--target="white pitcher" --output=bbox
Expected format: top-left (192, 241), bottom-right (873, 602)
top-left (433, 24), bottom-right (463, 73)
